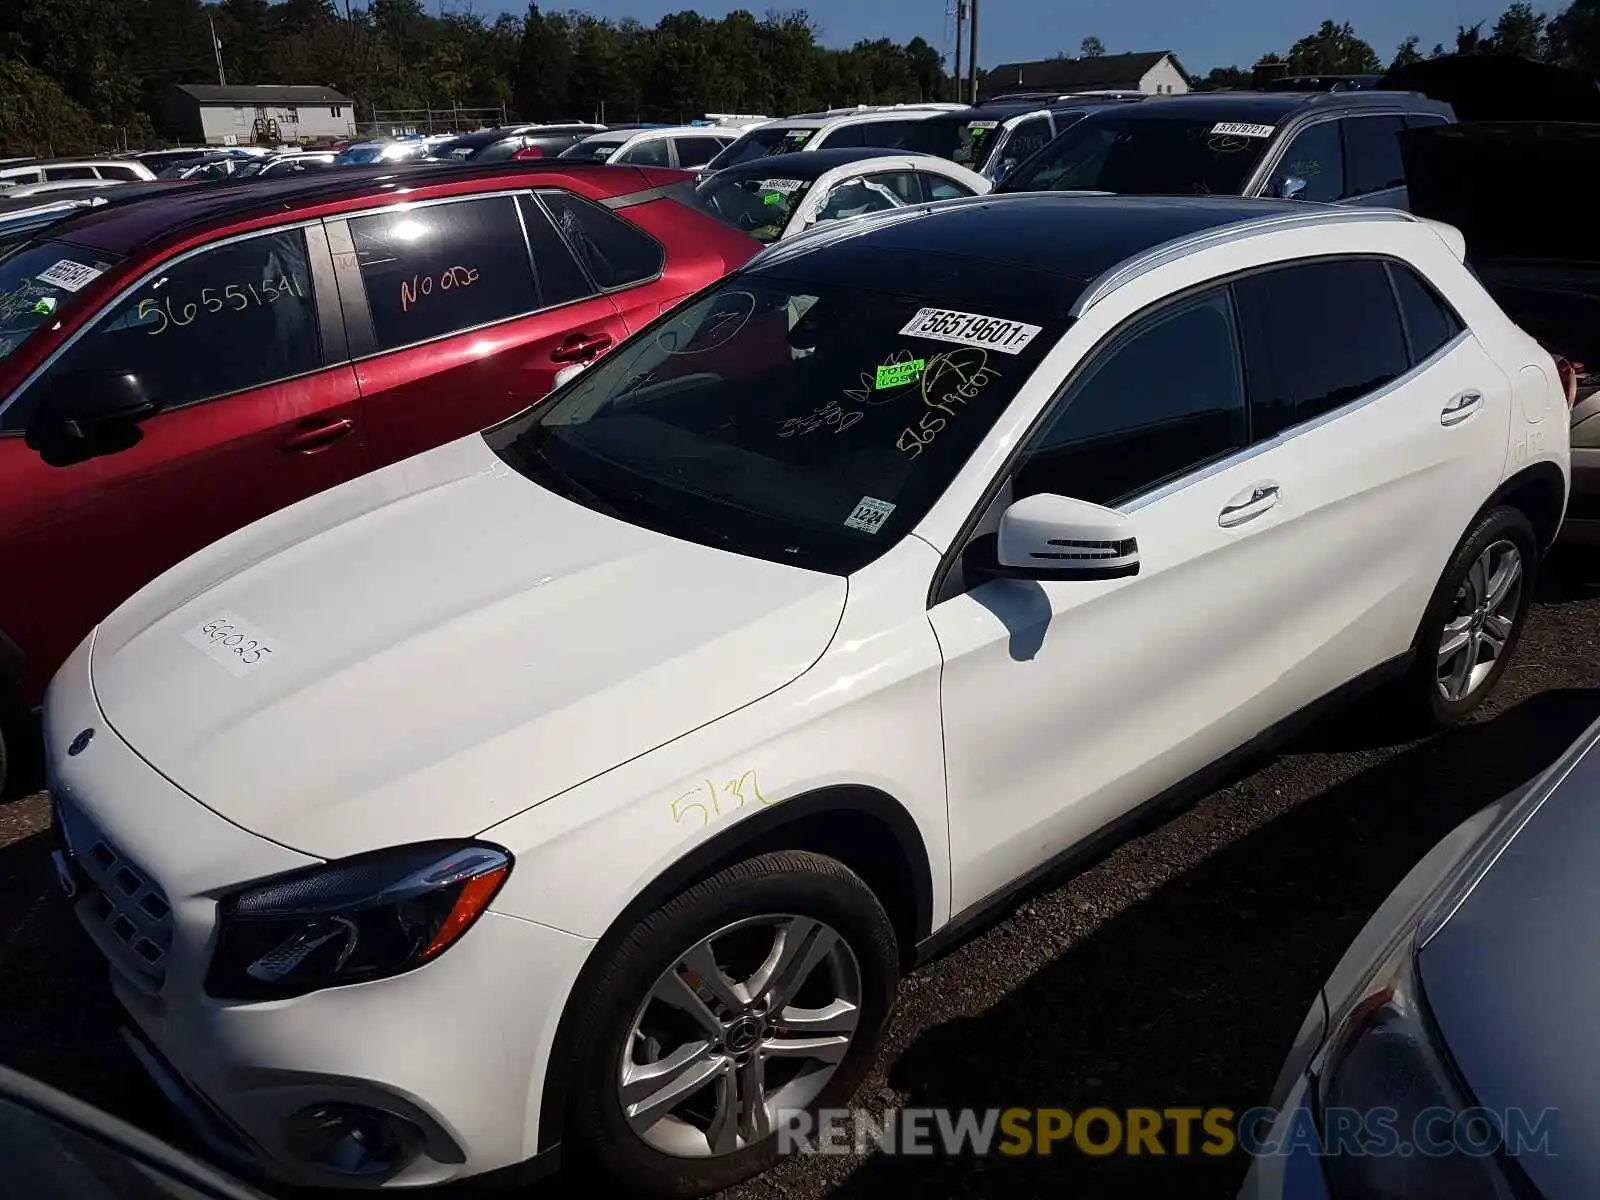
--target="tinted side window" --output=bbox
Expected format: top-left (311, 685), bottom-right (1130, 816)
top-left (1235, 259), bottom-right (1411, 437)
top-left (1272, 121), bottom-right (1343, 202)
top-left (673, 137), bottom-right (727, 167)
top-left (816, 178), bottom-right (900, 222)
top-left (46, 165), bottom-right (99, 181)
top-left (515, 194), bottom-right (597, 308)
top-left (1003, 116), bottom-right (1052, 163)
top-left (98, 165), bottom-right (144, 181)
top-left (40, 230), bottom-right (322, 413)
top-left (821, 124), bottom-right (865, 148)
top-left (1015, 288), bottom-right (1247, 507)
top-left (350, 196), bottom-right (540, 352)
top-left (1343, 116), bottom-right (1406, 196)
top-left (538, 189), bottom-right (664, 289)
top-left (923, 173), bottom-right (977, 201)
top-left (1405, 113), bottom-right (1449, 129)
top-left (864, 171), bottom-right (922, 204)
top-left (1388, 261), bottom-right (1464, 363)
top-left (618, 138), bottom-right (672, 166)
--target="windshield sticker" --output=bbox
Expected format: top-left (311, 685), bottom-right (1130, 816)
top-left (784, 130), bottom-right (814, 145)
top-left (876, 358), bottom-right (925, 389)
top-left (761, 192), bottom-right (784, 205)
top-left (899, 308), bottom-right (1042, 355)
top-left (33, 259), bottom-right (103, 292)
top-left (30, 296), bottom-right (57, 316)
top-left (182, 611), bottom-right (281, 678)
top-left (967, 120), bottom-right (1000, 130)
top-left (757, 178), bottom-right (804, 194)
top-left (844, 496), bottom-right (897, 534)
top-left (1210, 122), bottom-right (1276, 139)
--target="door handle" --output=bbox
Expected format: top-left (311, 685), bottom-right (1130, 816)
top-left (279, 417), bottom-right (356, 454)
top-left (550, 331), bottom-right (613, 364)
top-left (1441, 390), bottom-right (1483, 426)
top-left (1218, 482), bottom-right (1281, 528)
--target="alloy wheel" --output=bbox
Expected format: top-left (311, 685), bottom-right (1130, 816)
top-left (1436, 538), bottom-right (1523, 703)
top-left (619, 914), bottom-right (862, 1157)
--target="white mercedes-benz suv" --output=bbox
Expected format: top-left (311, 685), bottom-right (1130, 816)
top-left (44, 194), bottom-right (1568, 1197)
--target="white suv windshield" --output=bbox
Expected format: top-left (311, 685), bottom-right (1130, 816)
top-left (705, 126), bottom-right (819, 170)
top-left (485, 271), bottom-right (1065, 574)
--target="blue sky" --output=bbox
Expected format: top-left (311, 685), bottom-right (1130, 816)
top-left (480, 0), bottom-right (1558, 73)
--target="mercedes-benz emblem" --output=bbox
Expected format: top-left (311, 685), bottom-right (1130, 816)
top-left (67, 728), bottom-right (94, 756)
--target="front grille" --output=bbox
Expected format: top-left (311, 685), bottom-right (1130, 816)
top-left (55, 794), bottom-right (174, 988)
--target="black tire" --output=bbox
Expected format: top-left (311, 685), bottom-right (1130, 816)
top-left (1398, 504), bottom-right (1538, 730)
top-left (563, 850), bottom-right (899, 1198)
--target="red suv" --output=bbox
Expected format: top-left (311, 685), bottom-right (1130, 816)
top-left (0, 162), bottom-right (757, 775)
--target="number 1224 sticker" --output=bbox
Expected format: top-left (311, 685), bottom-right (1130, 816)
top-left (899, 307), bottom-right (1042, 354)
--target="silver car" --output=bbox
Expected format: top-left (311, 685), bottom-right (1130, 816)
top-left (1242, 714), bottom-right (1600, 1198)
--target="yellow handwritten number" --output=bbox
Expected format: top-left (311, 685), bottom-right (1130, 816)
top-left (137, 297), bottom-right (169, 336)
top-left (670, 770), bottom-right (773, 828)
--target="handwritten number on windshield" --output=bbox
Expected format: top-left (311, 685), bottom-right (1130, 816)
top-left (896, 348), bottom-right (999, 459)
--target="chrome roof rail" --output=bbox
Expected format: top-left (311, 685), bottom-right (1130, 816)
top-left (1071, 206), bottom-right (1420, 316)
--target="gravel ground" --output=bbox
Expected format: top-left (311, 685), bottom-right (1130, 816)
top-left (3, 561), bottom-right (1600, 1199)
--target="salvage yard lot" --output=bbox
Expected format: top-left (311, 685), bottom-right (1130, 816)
top-left (4, 566), bottom-right (1600, 1200)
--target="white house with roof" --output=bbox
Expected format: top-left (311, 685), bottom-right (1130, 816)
top-left (162, 85), bottom-right (357, 146)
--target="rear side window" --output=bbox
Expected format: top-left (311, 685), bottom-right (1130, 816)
top-left (538, 190), bottom-right (663, 290)
top-left (1003, 116), bottom-right (1053, 163)
top-left (1388, 261), bottom-right (1464, 362)
top-left (515, 195), bottom-right (598, 307)
top-left (1235, 258), bottom-right (1410, 437)
top-left (40, 229), bottom-right (322, 413)
top-left (349, 195), bottom-right (539, 352)
top-left (46, 165), bottom-right (99, 181)
top-left (673, 137), bottom-right (727, 168)
top-left (1405, 113), bottom-right (1449, 129)
top-left (923, 173), bottom-right (977, 201)
top-left (1016, 287), bottom-right (1247, 506)
top-left (97, 165), bottom-right (145, 181)
top-left (618, 138), bottom-right (672, 167)
top-left (1343, 115), bottom-right (1406, 197)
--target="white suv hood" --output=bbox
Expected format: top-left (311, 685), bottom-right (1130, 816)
top-left (89, 436), bottom-right (846, 859)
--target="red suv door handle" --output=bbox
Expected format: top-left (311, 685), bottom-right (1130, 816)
top-left (280, 418), bottom-right (356, 453)
top-left (550, 331), bottom-right (613, 364)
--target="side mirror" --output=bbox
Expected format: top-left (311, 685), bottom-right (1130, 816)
top-left (1274, 175), bottom-right (1307, 200)
top-left (969, 493), bottom-right (1139, 583)
top-left (25, 370), bottom-right (162, 466)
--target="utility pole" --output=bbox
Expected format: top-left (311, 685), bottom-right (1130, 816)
top-left (952, 0), bottom-right (965, 103)
top-left (967, 0), bottom-right (980, 103)
top-left (209, 14), bottom-right (226, 86)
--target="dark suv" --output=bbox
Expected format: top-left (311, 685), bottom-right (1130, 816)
top-left (997, 90), bottom-right (1454, 209)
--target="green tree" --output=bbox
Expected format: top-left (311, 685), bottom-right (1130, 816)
top-left (0, 55), bottom-right (102, 153)
top-left (513, 4), bottom-right (571, 120)
top-left (1080, 35), bottom-right (1106, 58)
top-left (1488, 1), bottom-right (1549, 57)
top-left (1286, 19), bottom-right (1381, 74)
top-left (1547, 0), bottom-right (1600, 69)
top-left (1390, 35), bottom-right (1423, 69)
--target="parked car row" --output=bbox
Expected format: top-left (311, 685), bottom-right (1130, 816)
top-left (1, 54), bottom-right (1595, 1200)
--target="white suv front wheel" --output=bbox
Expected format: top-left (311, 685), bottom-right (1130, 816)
top-left (563, 850), bottom-right (899, 1197)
